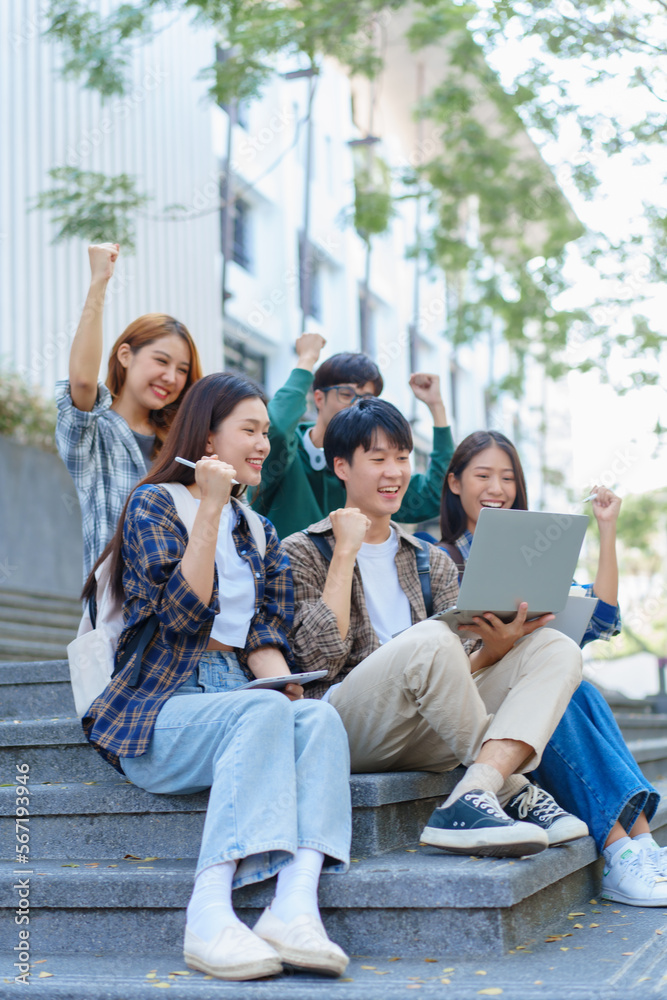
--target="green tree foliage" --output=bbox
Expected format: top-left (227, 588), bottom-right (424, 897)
top-left (33, 167), bottom-right (149, 251)
top-left (39, 0), bottom-right (667, 398)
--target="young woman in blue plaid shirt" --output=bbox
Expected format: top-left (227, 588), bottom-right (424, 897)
top-left (440, 431), bottom-right (665, 908)
top-left (82, 372), bottom-right (351, 981)
top-left (56, 242), bottom-right (203, 580)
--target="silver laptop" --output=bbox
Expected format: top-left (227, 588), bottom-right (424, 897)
top-left (435, 508), bottom-right (589, 634)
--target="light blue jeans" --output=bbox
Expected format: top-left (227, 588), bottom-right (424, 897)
top-left (120, 652), bottom-right (351, 887)
top-left (531, 680), bottom-right (659, 851)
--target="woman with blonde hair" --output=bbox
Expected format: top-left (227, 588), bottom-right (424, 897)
top-left (56, 242), bottom-right (202, 579)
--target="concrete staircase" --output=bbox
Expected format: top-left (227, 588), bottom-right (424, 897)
top-left (0, 588), bottom-right (80, 662)
top-left (2, 658), bottom-right (667, 996)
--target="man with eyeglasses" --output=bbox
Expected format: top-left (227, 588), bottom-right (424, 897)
top-left (250, 333), bottom-right (454, 538)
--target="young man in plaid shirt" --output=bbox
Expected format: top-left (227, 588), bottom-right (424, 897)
top-left (283, 398), bottom-right (586, 858)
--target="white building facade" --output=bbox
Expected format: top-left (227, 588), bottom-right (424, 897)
top-left (0, 0), bottom-right (576, 498)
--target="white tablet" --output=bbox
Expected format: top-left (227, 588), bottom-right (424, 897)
top-left (238, 670), bottom-right (328, 691)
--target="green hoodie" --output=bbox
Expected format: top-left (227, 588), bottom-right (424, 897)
top-left (250, 367), bottom-right (454, 539)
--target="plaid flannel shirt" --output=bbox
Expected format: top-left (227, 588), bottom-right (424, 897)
top-left (56, 380), bottom-right (149, 580)
top-left (82, 486), bottom-right (295, 773)
top-left (283, 517), bottom-right (461, 700)
top-left (453, 531), bottom-right (621, 647)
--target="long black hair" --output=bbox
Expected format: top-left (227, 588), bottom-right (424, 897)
top-left (83, 371), bottom-right (267, 603)
top-left (439, 430), bottom-right (528, 545)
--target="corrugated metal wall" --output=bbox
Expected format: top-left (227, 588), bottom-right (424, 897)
top-left (0, 0), bottom-right (224, 394)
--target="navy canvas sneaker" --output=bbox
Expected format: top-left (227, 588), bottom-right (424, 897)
top-left (504, 783), bottom-right (589, 846)
top-left (420, 789), bottom-right (549, 857)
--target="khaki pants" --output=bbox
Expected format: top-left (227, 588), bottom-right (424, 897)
top-left (328, 621), bottom-right (582, 774)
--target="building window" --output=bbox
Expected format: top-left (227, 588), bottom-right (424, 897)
top-left (298, 237), bottom-right (322, 322)
top-left (223, 334), bottom-right (267, 386)
top-left (220, 195), bottom-right (252, 271)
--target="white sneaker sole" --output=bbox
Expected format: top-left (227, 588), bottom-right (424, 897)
top-left (420, 824), bottom-right (548, 857)
top-left (257, 935), bottom-right (348, 977)
top-left (546, 816), bottom-right (590, 846)
top-left (600, 886), bottom-right (667, 907)
top-left (184, 949), bottom-right (283, 981)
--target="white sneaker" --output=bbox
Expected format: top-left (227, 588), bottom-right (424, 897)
top-left (504, 783), bottom-right (589, 846)
top-left (637, 838), bottom-right (667, 876)
top-left (601, 840), bottom-right (667, 907)
top-left (253, 909), bottom-right (349, 976)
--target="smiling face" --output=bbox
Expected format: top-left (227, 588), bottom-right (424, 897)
top-left (205, 396), bottom-right (271, 488)
top-left (118, 333), bottom-right (191, 411)
top-left (333, 429), bottom-right (411, 521)
top-left (448, 444), bottom-right (517, 533)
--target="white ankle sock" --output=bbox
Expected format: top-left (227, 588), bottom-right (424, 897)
top-left (497, 773), bottom-right (529, 808)
top-left (603, 836), bottom-right (632, 865)
top-left (443, 763), bottom-right (504, 808)
top-left (270, 848), bottom-right (324, 924)
top-left (186, 861), bottom-right (243, 941)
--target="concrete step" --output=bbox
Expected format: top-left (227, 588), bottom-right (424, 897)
top-left (0, 636), bottom-right (71, 662)
top-left (0, 586), bottom-right (82, 616)
top-left (0, 839), bottom-right (602, 960)
top-left (0, 660), bottom-right (74, 719)
top-left (0, 620), bottom-right (78, 645)
top-left (0, 770), bottom-right (464, 862)
top-left (0, 605), bottom-right (81, 630)
top-left (3, 795), bottom-right (667, 969)
top-left (614, 713), bottom-right (667, 742)
top-left (625, 738), bottom-right (667, 782)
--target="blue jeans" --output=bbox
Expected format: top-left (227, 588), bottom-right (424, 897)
top-left (531, 680), bottom-right (659, 851)
top-left (120, 652), bottom-right (351, 887)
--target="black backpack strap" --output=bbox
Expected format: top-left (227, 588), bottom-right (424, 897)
top-left (414, 538), bottom-right (433, 618)
top-left (441, 542), bottom-right (465, 582)
top-left (302, 529), bottom-right (333, 564)
top-left (113, 613), bottom-right (160, 688)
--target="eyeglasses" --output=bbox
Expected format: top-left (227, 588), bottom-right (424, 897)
top-left (320, 385), bottom-right (376, 404)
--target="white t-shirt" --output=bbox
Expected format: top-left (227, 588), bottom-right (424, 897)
top-left (198, 501), bottom-right (256, 647)
top-left (356, 528), bottom-right (412, 645)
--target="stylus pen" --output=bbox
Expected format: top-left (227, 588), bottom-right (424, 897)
top-left (176, 456), bottom-right (239, 484)
top-left (581, 492), bottom-right (598, 503)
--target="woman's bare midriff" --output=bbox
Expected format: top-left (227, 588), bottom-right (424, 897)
top-left (206, 640), bottom-right (236, 652)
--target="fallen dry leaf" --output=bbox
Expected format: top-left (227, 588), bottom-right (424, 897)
top-left (475, 970), bottom-right (487, 975)
top-left (569, 913), bottom-right (585, 917)
top-left (478, 990), bottom-right (503, 996)
top-left (38, 973), bottom-right (53, 979)
top-left (151, 984), bottom-right (170, 989)
top-left (31, 960), bottom-right (47, 966)
top-left (589, 923), bottom-right (600, 928)
top-left (622, 952), bottom-right (634, 956)
top-left (424, 959), bottom-right (438, 963)
top-left (168, 971), bottom-right (190, 975)
top-left (123, 854), bottom-right (142, 860)
top-left (560, 948), bottom-right (569, 952)
top-left (361, 966), bottom-right (376, 970)
top-left (388, 957), bottom-right (401, 962)
top-left (442, 967), bottom-right (455, 973)
top-left (573, 924), bottom-right (583, 929)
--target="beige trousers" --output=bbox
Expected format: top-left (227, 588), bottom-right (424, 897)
top-left (328, 621), bottom-right (582, 774)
